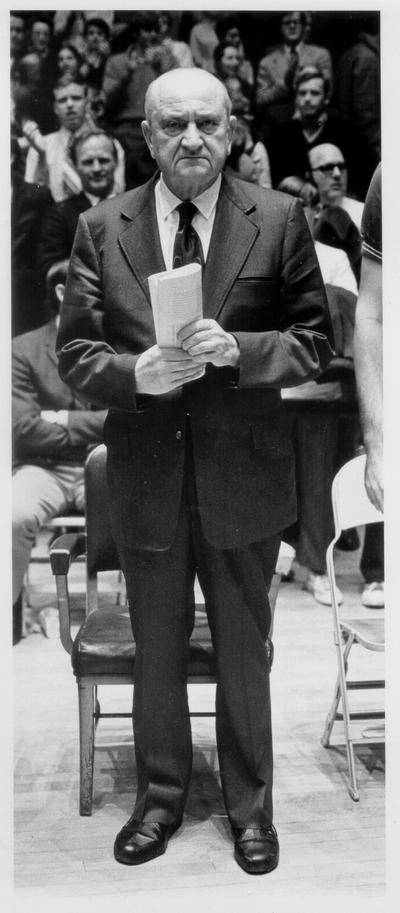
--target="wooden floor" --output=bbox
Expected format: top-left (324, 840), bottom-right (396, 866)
top-left (13, 533), bottom-right (386, 911)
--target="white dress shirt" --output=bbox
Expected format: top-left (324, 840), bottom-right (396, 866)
top-left (154, 174), bottom-right (221, 270)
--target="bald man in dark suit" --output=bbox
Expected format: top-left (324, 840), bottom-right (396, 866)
top-left (57, 69), bottom-right (334, 874)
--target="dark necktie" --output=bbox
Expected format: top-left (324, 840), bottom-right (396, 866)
top-left (172, 201), bottom-right (204, 269)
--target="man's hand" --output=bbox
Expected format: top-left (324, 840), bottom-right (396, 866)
top-left (134, 345), bottom-right (205, 395)
top-left (21, 120), bottom-right (44, 152)
top-left (177, 319), bottom-right (240, 368)
top-left (365, 448), bottom-right (384, 513)
top-left (41, 410), bottom-right (69, 425)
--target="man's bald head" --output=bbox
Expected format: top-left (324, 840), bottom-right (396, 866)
top-left (308, 143), bottom-right (348, 205)
top-left (142, 67), bottom-right (236, 200)
top-left (308, 143), bottom-right (344, 172)
top-left (144, 68), bottom-right (232, 123)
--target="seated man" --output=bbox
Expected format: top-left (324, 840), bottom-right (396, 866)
top-left (308, 143), bottom-right (364, 229)
top-left (308, 143), bottom-right (363, 283)
top-left (12, 260), bottom-right (107, 638)
top-left (23, 77), bottom-right (125, 201)
top-left (37, 128), bottom-right (120, 279)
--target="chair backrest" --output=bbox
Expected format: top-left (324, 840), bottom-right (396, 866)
top-left (85, 444), bottom-right (120, 576)
top-left (331, 453), bottom-right (383, 534)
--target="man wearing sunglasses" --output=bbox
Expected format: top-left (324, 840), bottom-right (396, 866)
top-left (308, 143), bottom-right (364, 231)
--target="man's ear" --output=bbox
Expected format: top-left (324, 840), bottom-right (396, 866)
top-left (55, 283), bottom-right (65, 305)
top-left (227, 115), bottom-right (237, 154)
top-left (141, 120), bottom-right (155, 159)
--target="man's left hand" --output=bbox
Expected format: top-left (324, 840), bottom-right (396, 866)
top-left (178, 319), bottom-right (240, 368)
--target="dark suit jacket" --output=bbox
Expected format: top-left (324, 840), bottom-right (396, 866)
top-left (37, 192), bottom-right (92, 281)
top-left (12, 319), bottom-right (106, 468)
top-left (57, 172), bottom-right (334, 550)
top-left (11, 176), bottom-right (53, 336)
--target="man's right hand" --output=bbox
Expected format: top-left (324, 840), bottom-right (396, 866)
top-left (134, 345), bottom-right (205, 395)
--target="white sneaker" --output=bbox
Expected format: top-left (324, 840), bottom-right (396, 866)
top-left (361, 582), bottom-right (384, 608)
top-left (303, 572), bottom-right (343, 606)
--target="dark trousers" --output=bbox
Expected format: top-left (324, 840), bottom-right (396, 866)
top-left (286, 407), bottom-right (339, 574)
top-left (361, 522), bottom-right (384, 582)
top-left (118, 435), bottom-right (281, 830)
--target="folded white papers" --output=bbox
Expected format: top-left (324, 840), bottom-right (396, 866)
top-left (148, 262), bottom-right (203, 348)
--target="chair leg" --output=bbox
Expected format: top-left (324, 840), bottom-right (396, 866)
top-left (78, 681), bottom-right (95, 816)
top-left (345, 739), bottom-right (360, 802)
top-left (336, 636), bottom-right (360, 802)
top-left (321, 672), bottom-right (341, 747)
top-left (94, 685), bottom-right (101, 728)
top-left (321, 637), bottom-right (352, 747)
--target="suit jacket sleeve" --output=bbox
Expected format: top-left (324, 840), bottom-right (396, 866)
top-left (57, 213), bottom-right (139, 411)
top-left (235, 197), bottom-right (334, 388)
top-left (12, 335), bottom-right (107, 460)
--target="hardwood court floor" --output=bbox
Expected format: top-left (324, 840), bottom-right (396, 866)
top-left (13, 533), bottom-right (386, 911)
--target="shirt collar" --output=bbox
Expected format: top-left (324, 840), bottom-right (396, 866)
top-left (284, 39), bottom-right (305, 55)
top-left (84, 191), bottom-right (116, 206)
top-left (157, 173), bottom-right (222, 221)
top-left (293, 109), bottom-right (328, 128)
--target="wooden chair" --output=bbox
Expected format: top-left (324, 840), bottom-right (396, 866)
top-left (321, 453), bottom-right (384, 800)
top-left (49, 444), bottom-right (294, 815)
top-left (22, 512), bottom-right (86, 637)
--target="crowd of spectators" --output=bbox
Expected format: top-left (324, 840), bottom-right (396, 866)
top-left (11, 11), bottom-right (383, 639)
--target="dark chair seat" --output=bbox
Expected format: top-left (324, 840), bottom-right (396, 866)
top-left (72, 608), bottom-right (217, 678)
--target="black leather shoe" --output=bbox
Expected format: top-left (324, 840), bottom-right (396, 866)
top-left (114, 817), bottom-right (177, 866)
top-left (234, 824), bottom-right (279, 875)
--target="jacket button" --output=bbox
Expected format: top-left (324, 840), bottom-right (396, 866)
top-left (176, 430), bottom-right (183, 441)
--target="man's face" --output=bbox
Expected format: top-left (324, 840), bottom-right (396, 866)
top-left (309, 145), bottom-right (348, 204)
top-left (57, 47), bottom-right (79, 77)
top-left (10, 16), bottom-right (25, 54)
top-left (157, 15), bottom-right (170, 39)
top-left (86, 23), bottom-right (108, 50)
top-left (295, 77), bottom-right (326, 123)
top-left (75, 135), bottom-right (116, 198)
top-left (281, 12), bottom-right (303, 45)
top-left (31, 21), bottom-right (50, 54)
top-left (142, 76), bottom-right (235, 199)
top-left (137, 26), bottom-right (158, 51)
top-left (220, 46), bottom-right (240, 78)
top-left (54, 83), bottom-right (87, 132)
top-left (225, 27), bottom-right (241, 48)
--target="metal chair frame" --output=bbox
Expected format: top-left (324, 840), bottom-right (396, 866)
top-left (321, 453), bottom-right (384, 800)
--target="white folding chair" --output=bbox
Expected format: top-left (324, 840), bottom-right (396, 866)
top-left (321, 453), bottom-right (384, 800)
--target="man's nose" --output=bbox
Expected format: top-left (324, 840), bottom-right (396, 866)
top-left (181, 123), bottom-right (203, 149)
top-left (332, 164), bottom-right (342, 177)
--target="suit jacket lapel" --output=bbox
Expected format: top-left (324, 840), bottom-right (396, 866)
top-left (118, 177), bottom-right (165, 304)
top-left (203, 175), bottom-right (260, 320)
top-left (116, 173), bottom-right (259, 314)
